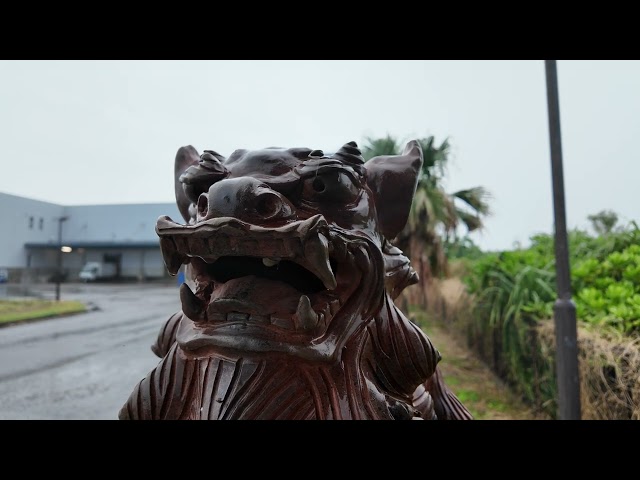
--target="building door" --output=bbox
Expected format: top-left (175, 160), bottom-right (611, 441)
top-left (103, 253), bottom-right (122, 279)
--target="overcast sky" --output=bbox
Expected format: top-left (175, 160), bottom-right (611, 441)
top-left (0, 60), bottom-right (637, 251)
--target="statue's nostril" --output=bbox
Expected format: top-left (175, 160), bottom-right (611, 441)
top-left (197, 193), bottom-right (209, 219)
top-left (312, 178), bottom-right (326, 193)
top-left (255, 193), bottom-right (280, 218)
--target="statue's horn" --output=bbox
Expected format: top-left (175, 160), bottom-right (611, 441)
top-left (333, 141), bottom-right (364, 165)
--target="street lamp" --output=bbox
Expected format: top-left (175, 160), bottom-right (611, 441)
top-left (55, 215), bottom-right (69, 301)
top-left (545, 60), bottom-right (581, 419)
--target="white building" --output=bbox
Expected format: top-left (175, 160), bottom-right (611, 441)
top-left (0, 192), bottom-right (182, 283)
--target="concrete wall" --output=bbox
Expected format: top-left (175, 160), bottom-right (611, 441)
top-left (120, 249), bottom-right (167, 279)
top-left (63, 203), bottom-right (182, 244)
top-left (0, 192), bottom-right (183, 281)
top-left (24, 245), bottom-right (169, 281)
top-left (0, 192), bottom-right (64, 268)
top-left (22, 247), bottom-right (170, 282)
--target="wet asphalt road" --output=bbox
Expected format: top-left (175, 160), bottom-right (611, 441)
top-left (0, 283), bottom-right (181, 420)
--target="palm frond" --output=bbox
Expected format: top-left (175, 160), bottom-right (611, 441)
top-left (419, 136), bottom-right (450, 180)
top-left (361, 135), bottom-right (401, 161)
top-left (425, 187), bottom-right (457, 233)
top-left (361, 133), bottom-right (491, 280)
top-left (455, 208), bottom-right (483, 233)
top-left (451, 187), bottom-right (492, 216)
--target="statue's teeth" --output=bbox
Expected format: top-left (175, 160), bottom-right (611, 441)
top-left (304, 232), bottom-right (337, 290)
top-left (294, 295), bottom-right (319, 331)
top-left (180, 283), bottom-right (207, 322)
top-left (329, 299), bottom-right (340, 315)
top-left (160, 237), bottom-right (187, 275)
top-left (262, 257), bottom-right (280, 267)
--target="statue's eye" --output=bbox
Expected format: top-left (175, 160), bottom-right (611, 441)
top-left (302, 171), bottom-right (359, 203)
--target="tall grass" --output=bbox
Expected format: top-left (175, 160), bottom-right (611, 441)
top-left (465, 255), bottom-right (557, 413)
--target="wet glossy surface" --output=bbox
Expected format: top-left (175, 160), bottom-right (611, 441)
top-left (120, 141), bottom-right (473, 420)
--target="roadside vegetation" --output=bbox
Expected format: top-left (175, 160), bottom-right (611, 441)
top-left (410, 306), bottom-right (542, 419)
top-left (363, 134), bottom-right (640, 420)
top-left (458, 220), bottom-right (640, 419)
top-left (0, 299), bottom-right (86, 326)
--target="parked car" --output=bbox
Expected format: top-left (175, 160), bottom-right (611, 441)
top-left (79, 262), bottom-right (117, 282)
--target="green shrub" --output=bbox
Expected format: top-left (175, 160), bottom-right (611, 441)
top-left (458, 222), bottom-right (640, 416)
top-left (465, 224), bottom-right (640, 336)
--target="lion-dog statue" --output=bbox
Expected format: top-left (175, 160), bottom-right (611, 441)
top-left (119, 141), bottom-right (472, 420)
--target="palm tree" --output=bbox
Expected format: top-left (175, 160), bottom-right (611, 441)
top-left (362, 134), bottom-right (491, 280)
top-left (587, 209), bottom-right (619, 236)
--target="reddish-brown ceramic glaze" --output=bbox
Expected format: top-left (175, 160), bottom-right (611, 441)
top-left (119, 141), bottom-right (472, 420)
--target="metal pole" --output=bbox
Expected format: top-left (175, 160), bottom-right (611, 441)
top-left (55, 216), bottom-right (68, 301)
top-left (544, 60), bottom-right (581, 420)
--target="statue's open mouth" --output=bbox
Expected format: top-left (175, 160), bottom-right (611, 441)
top-left (156, 214), bottom-right (360, 344)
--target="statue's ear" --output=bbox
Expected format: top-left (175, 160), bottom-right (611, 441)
top-left (174, 146), bottom-right (228, 223)
top-left (174, 146), bottom-right (200, 223)
top-left (364, 140), bottom-right (423, 240)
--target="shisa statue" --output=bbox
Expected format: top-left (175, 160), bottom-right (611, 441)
top-left (119, 141), bottom-right (472, 420)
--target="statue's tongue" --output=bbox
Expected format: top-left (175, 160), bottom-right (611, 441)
top-left (208, 275), bottom-right (301, 315)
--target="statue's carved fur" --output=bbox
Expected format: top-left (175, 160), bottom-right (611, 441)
top-left (119, 141), bottom-right (472, 420)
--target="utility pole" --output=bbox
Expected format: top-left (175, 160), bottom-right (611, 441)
top-left (545, 60), bottom-right (581, 420)
top-left (55, 216), bottom-right (69, 301)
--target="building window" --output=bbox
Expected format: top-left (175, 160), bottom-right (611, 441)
top-left (29, 216), bottom-right (34, 229)
top-left (39, 217), bottom-right (44, 230)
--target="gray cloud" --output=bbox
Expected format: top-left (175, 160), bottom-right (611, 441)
top-left (1, 60), bottom-right (637, 251)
